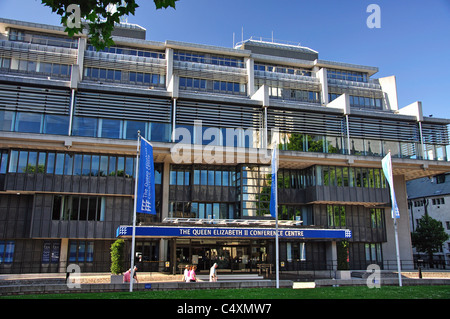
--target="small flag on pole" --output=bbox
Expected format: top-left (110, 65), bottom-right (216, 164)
top-left (381, 152), bottom-right (400, 219)
top-left (270, 145), bottom-right (278, 218)
top-left (136, 137), bottom-right (156, 215)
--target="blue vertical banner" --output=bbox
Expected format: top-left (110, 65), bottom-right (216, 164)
top-left (270, 146), bottom-right (278, 218)
top-left (381, 152), bottom-right (400, 219)
top-left (136, 137), bottom-right (156, 214)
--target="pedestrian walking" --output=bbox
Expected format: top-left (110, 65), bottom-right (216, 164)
top-left (183, 264), bottom-right (190, 282)
top-left (189, 265), bottom-right (197, 282)
top-left (209, 263), bottom-right (218, 282)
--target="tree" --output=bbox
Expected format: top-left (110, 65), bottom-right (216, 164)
top-left (110, 239), bottom-right (126, 275)
top-left (411, 214), bottom-right (449, 268)
top-left (41, 0), bottom-right (179, 50)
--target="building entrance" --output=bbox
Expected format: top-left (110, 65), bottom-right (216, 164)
top-left (175, 239), bottom-right (268, 273)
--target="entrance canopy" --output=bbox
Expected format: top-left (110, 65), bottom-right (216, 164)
top-left (117, 225), bottom-right (352, 240)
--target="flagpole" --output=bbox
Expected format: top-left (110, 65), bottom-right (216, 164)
top-left (274, 145), bottom-right (279, 289)
top-left (275, 199), bottom-right (279, 289)
top-left (130, 131), bottom-right (141, 293)
top-left (270, 144), bottom-right (279, 289)
top-left (394, 218), bottom-right (402, 287)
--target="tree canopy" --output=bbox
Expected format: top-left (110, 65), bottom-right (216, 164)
top-left (411, 214), bottom-right (449, 265)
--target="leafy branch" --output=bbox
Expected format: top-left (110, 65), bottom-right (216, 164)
top-left (41, 0), bottom-right (178, 50)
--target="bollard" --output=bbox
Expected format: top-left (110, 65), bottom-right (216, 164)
top-left (418, 259), bottom-right (423, 279)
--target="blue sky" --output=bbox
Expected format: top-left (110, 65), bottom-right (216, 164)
top-left (1, 0), bottom-right (449, 118)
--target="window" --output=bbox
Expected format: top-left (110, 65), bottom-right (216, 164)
top-left (69, 241), bottom-right (94, 263)
top-left (53, 195), bottom-right (105, 221)
top-left (169, 166), bottom-right (191, 186)
top-left (169, 201), bottom-right (234, 219)
top-left (84, 67), bottom-right (121, 82)
top-left (174, 50), bottom-right (244, 68)
top-left (42, 241), bottom-right (60, 264)
top-left (0, 241), bottom-right (15, 264)
top-left (436, 174), bottom-right (446, 184)
top-left (179, 77), bottom-right (207, 91)
top-left (0, 57), bottom-right (11, 69)
top-left (370, 208), bottom-right (384, 229)
top-left (365, 243), bottom-right (382, 263)
top-left (72, 116), bottom-right (98, 137)
top-left (316, 165), bottom-right (386, 189)
top-left (212, 80), bottom-right (246, 95)
top-left (14, 112), bottom-right (42, 133)
top-left (0, 110), bottom-right (14, 132)
top-left (99, 118), bottom-right (122, 139)
top-left (7, 58), bottom-right (71, 77)
top-left (348, 95), bottom-right (382, 109)
top-left (432, 198), bottom-right (445, 205)
top-left (43, 114), bottom-right (69, 135)
top-left (327, 205), bottom-right (346, 227)
top-left (328, 69), bottom-right (368, 83)
top-left (287, 242), bottom-right (306, 262)
top-left (87, 45), bottom-right (164, 58)
top-left (128, 71), bottom-right (164, 86)
top-left (254, 63), bottom-right (312, 76)
top-left (277, 205), bottom-right (312, 225)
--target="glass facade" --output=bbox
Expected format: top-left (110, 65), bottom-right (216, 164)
top-left (0, 111), bottom-right (70, 135)
top-left (327, 69), bottom-right (368, 82)
top-left (72, 117), bottom-right (171, 142)
top-left (0, 58), bottom-right (71, 78)
top-left (254, 63), bottom-right (312, 77)
top-left (6, 149), bottom-right (147, 179)
top-left (174, 50), bottom-right (244, 68)
top-left (277, 133), bottom-right (344, 154)
top-left (167, 164), bottom-right (387, 222)
top-left (316, 165), bottom-right (387, 188)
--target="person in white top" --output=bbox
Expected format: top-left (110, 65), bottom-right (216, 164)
top-left (209, 263), bottom-right (218, 282)
top-left (183, 265), bottom-right (190, 282)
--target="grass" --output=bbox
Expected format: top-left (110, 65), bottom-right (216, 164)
top-left (1, 285), bottom-right (449, 299)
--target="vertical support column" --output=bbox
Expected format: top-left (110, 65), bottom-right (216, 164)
top-left (159, 239), bottom-right (167, 272)
top-left (263, 106), bottom-right (268, 149)
top-left (171, 238), bottom-right (177, 275)
top-left (68, 89), bottom-right (75, 136)
top-left (59, 238), bottom-right (69, 273)
top-left (165, 47), bottom-right (174, 89)
top-left (245, 57), bottom-right (255, 97)
top-left (418, 121), bottom-right (425, 160)
top-left (171, 98), bottom-right (177, 142)
top-left (317, 68), bottom-right (328, 106)
top-left (326, 241), bottom-right (338, 272)
top-left (77, 37), bottom-right (86, 81)
top-left (161, 161), bottom-right (170, 221)
top-left (378, 75), bottom-right (399, 111)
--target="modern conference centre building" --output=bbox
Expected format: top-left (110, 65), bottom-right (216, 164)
top-left (0, 17), bottom-right (449, 276)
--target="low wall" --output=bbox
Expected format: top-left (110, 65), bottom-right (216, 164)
top-left (0, 280), bottom-right (294, 296)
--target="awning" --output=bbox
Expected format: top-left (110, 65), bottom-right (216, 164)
top-left (116, 225), bottom-right (352, 240)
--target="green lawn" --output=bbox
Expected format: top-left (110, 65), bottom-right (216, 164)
top-left (2, 285), bottom-right (450, 299)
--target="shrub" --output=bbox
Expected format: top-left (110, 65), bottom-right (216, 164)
top-left (110, 239), bottom-right (125, 275)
